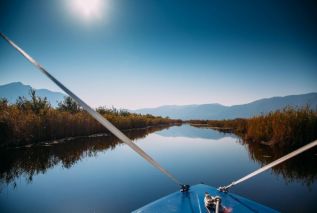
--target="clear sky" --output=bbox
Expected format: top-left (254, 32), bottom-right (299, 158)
top-left (1, 0), bottom-right (316, 109)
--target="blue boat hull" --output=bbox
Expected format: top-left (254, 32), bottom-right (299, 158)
top-left (133, 184), bottom-right (278, 212)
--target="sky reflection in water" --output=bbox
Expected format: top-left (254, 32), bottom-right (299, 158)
top-left (0, 124), bottom-right (316, 212)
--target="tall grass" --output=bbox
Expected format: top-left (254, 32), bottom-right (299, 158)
top-left (245, 106), bottom-right (317, 148)
top-left (0, 91), bottom-right (181, 147)
top-left (190, 106), bottom-right (317, 148)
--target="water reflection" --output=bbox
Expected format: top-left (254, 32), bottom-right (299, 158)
top-left (243, 141), bottom-right (317, 187)
top-left (0, 125), bottom-right (174, 188)
top-left (0, 124), bottom-right (316, 212)
top-left (157, 124), bottom-right (237, 140)
top-left (1, 124), bottom-right (316, 189)
top-left (187, 124), bottom-right (317, 187)
top-left (161, 125), bottom-right (317, 186)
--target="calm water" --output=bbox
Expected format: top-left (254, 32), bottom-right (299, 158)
top-left (0, 124), bottom-right (316, 212)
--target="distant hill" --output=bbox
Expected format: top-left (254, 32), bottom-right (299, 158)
top-left (134, 93), bottom-right (317, 120)
top-left (0, 82), bottom-right (66, 107)
top-left (2, 82), bottom-right (316, 119)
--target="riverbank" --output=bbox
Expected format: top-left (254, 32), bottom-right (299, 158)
top-left (9, 124), bottom-right (180, 150)
top-left (190, 123), bottom-right (234, 132)
top-left (0, 93), bottom-right (182, 148)
top-left (189, 106), bottom-right (317, 149)
top-left (0, 107), bottom-right (182, 148)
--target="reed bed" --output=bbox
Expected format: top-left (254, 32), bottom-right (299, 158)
top-left (190, 106), bottom-right (317, 148)
top-left (0, 91), bottom-right (181, 147)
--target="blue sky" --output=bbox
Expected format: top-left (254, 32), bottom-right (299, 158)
top-left (1, 0), bottom-right (316, 109)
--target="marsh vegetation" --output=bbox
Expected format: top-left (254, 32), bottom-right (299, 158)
top-left (0, 90), bottom-right (181, 147)
top-left (189, 106), bottom-right (317, 150)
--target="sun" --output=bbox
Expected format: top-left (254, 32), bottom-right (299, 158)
top-left (69, 0), bottom-right (106, 21)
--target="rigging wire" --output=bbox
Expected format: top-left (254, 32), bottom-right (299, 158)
top-left (4, 31), bottom-right (315, 193)
top-left (0, 32), bottom-right (184, 187)
top-left (219, 139), bottom-right (317, 192)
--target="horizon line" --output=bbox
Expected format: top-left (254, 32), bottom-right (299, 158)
top-left (1, 81), bottom-right (316, 109)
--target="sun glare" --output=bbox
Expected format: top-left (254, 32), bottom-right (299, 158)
top-left (69, 0), bottom-right (105, 21)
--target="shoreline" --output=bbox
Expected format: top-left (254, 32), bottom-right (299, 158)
top-left (190, 123), bottom-right (234, 131)
top-left (5, 123), bottom-right (179, 150)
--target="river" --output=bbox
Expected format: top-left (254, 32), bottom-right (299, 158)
top-left (0, 124), bottom-right (316, 212)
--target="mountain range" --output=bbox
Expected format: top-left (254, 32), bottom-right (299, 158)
top-left (0, 82), bottom-right (65, 107)
top-left (1, 82), bottom-right (316, 120)
top-left (134, 93), bottom-right (317, 120)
